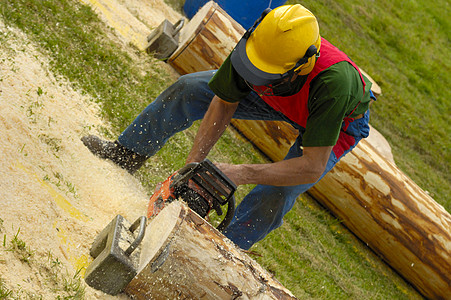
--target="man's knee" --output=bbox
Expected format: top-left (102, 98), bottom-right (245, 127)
top-left (177, 71), bottom-right (213, 89)
top-left (163, 72), bottom-right (213, 103)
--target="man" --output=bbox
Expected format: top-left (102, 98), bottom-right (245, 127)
top-left (82, 4), bottom-right (375, 250)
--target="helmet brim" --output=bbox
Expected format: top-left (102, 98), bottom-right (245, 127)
top-left (231, 38), bottom-right (285, 86)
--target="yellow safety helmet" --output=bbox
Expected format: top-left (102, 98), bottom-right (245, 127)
top-left (231, 4), bottom-right (321, 86)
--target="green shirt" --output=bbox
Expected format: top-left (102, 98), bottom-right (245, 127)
top-left (208, 55), bottom-right (373, 147)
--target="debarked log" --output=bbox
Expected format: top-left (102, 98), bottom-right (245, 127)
top-left (125, 201), bottom-right (297, 299)
top-left (165, 1), bottom-right (451, 299)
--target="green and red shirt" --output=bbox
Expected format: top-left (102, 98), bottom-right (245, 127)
top-left (208, 38), bottom-right (373, 147)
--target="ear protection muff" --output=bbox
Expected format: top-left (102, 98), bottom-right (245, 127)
top-left (297, 45), bottom-right (318, 66)
top-left (290, 44), bottom-right (318, 74)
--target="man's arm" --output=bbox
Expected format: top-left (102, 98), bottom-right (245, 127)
top-left (216, 146), bottom-right (333, 186)
top-left (186, 95), bottom-right (239, 164)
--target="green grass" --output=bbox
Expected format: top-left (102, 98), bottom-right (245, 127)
top-left (1, 0), bottom-right (447, 298)
top-left (0, 279), bottom-right (13, 299)
top-left (7, 229), bottom-right (35, 264)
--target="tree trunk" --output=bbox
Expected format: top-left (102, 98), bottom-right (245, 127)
top-left (125, 201), bottom-right (297, 299)
top-left (165, 2), bottom-right (451, 299)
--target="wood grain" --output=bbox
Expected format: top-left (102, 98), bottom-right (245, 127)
top-left (125, 201), bottom-right (297, 299)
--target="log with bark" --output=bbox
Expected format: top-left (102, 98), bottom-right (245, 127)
top-left (125, 201), bottom-right (297, 299)
top-left (165, 2), bottom-right (451, 299)
top-left (310, 139), bottom-right (451, 299)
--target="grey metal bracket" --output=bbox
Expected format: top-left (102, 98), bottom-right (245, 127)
top-left (146, 18), bottom-right (184, 60)
top-left (84, 215), bottom-right (146, 295)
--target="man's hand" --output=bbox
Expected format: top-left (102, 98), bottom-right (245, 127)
top-left (214, 162), bottom-right (242, 186)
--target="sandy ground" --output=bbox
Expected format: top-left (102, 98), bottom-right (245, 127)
top-left (0, 0), bottom-right (182, 298)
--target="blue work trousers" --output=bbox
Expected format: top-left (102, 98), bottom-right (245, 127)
top-left (118, 70), bottom-right (371, 250)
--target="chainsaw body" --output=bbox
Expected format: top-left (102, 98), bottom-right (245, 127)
top-left (147, 159), bottom-right (236, 231)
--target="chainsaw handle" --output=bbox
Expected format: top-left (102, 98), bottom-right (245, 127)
top-left (178, 159), bottom-right (237, 201)
top-left (193, 159), bottom-right (236, 232)
top-left (216, 195), bottom-right (235, 232)
top-left (177, 161), bottom-right (199, 175)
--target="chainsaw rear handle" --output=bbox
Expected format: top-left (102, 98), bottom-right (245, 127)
top-left (216, 195), bottom-right (235, 232)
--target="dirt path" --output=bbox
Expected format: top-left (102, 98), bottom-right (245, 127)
top-left (0, 0), bottom-right (181, 298)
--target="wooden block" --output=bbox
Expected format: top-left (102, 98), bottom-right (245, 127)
top-left (125, 201), bottom-right (297, 299)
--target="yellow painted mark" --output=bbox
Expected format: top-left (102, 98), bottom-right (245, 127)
top-left (15, 162), bottom-right (91, 273)
top-left (54, 220), bottom-right (92, 276)
top-left (15, 162), bottom-right (89, 222)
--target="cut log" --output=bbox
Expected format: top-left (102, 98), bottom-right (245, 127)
top-left (125, 201), bottom-right (297, 299)
top-left (166, 2), bottom-right (451, 299)
top-left (168, 1), bottom-right (244, 74)
top-left (367, 125), bottom-right (394, 164)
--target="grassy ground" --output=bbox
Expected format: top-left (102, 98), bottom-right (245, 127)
top-left (1, 0), bottom-right (448, 298)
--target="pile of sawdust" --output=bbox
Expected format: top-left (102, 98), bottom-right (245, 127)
top-left (0, 0), bottom-right (183, 297)
top-left (0, 16), bottom-right (151, 300)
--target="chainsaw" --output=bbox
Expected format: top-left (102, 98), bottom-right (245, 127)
top-left (147, 159), bottom-right (237, 232)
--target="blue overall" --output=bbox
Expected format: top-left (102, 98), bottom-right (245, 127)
top-left (118, 70), bottom-right (371, 250)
